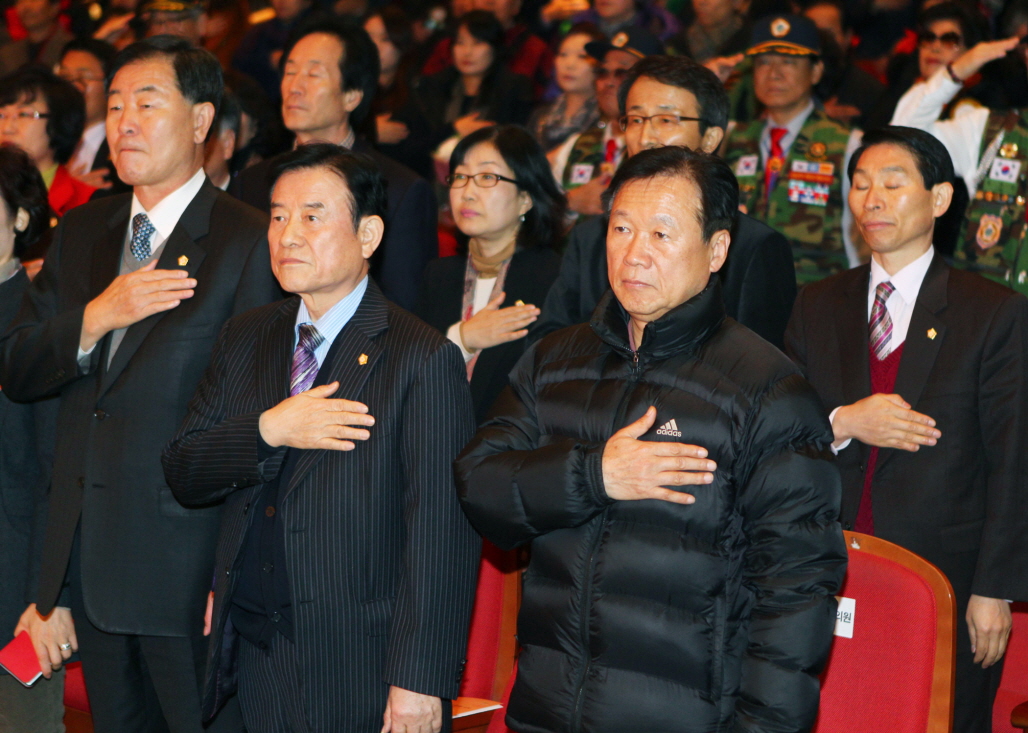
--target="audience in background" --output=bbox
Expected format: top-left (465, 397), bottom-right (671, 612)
top-left (58, 38), bottom-right (117, 190)
top-left (0, 67), bottom-right (93, 218)
top-left (0, 0), bottom-right (71, 75)
top-left (203, 86), bottom-right (242, 189)
top-left (232, 0), bottom-right (315, 101)
top-left (416, 125), bottom-right (564, 423)
top-left (671, 0), bottom-right (748, 63)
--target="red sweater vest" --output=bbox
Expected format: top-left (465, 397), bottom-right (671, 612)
top-left (854, 342), bottom-right (906, 534)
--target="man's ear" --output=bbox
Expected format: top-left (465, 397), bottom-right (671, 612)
top-left (930, 180), bottom-right (954, 219)
top-left (14, 207), bottom-right (29, 233)
top-left (192, 101), bottom-right (216, 145)
top-left (699, 126), bottom-right (725, 154)
top-left (810, 59), bottom-right (825, 86)
top-left (358, 214), bottom-right (385, 259)
top-left (343, 88), bottom-right (363, 115)
top-left (708, 228), bottom-right (731, 273)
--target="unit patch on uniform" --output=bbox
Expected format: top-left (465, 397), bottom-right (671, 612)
top-left (735, 155), bottom-right (758, 177)
top-left (787, 180), bottom-right (830, 206)
top-left (988, 158), bottom-right (1022, 184)
top-left (785, 160), bottom-right (832, 205)
top-left (976, 214), bottom-right (1004, 250)
top-left (570, 164), bottom-right (594, 184)
top-left (808, 142), bottom-right (827, 159)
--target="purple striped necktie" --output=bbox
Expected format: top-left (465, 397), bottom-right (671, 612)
top-left (869, 281), bottom-right (895, 360)
top-left (290, 323), bottom-right (324, 396)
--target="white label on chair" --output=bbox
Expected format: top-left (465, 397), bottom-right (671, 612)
top-left (834, 596), bottom-right (855, 638)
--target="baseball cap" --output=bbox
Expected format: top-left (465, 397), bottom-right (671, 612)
top-left (746, 14), bottom-right (821, 57)
top-left (585, 27), bottom-right (664, 62)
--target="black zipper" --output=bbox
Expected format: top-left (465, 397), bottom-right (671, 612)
top-left (570, 347), bottom-right (643, 733)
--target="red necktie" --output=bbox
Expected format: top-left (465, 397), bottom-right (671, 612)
top-left (605, 138), bottom-right (618, 166)
top-left (764, 127), bottom-right (788, 200)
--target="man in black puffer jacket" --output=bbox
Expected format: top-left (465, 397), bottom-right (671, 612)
top-left (456, 147), bottom-right (847, 733)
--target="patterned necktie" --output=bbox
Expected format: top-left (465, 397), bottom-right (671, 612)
top-left (131, 212), bottom-right (155, 261)
top-left (869, 281), bottom-right (896, 360)
top-left (290, 323), bottom-right (324, 396)
top-left (764, 127), bottom-right (788, 200)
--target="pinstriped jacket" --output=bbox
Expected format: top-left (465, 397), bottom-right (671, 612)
top-left (162, 281), bottom-right (479, 730)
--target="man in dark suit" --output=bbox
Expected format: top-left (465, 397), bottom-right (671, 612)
top-left (229, 16), bottom-right (438, 312)
top-left (786, 126), bottom-right (1028, 733)
top-left (0, 37), bottom-right (280, 733)
top-left (163, 145), bottom-right (479, 733)
top-left (530, 55), bottom-right (796, 348)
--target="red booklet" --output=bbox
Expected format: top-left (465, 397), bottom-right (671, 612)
top-left (0, 631), bottom-right (43, 687)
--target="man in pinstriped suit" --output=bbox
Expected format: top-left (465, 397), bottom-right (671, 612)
top-left (162, 144), bottom-right (479, 733)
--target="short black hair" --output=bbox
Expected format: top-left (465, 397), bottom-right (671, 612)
top-left (456, 10), bottom-right (506, 66)
top-left (214, 87), bottom-right (241, 137)
top-left (847, 126), bottom-right (954, 190)
top-left (918, 1), bottom-right (986, 48)
top-left (269, 142), bottom-right (387, 232)
top-left (449, 124), bottom-right (568, 251)
top-left (281, 14), bottom-right (380, 129)
top-left (107, 35), bottom-right (223, 140)
top-left (0, 144), bottom-right (51, 258)
top-left (60, 37), bottom-right (117, 75)
top-left (618, 55), bottom-right (729, 133)
top-left (0, 67), bottom-right (85, 165)
top-left (604, 146), bottom-right (738, 243)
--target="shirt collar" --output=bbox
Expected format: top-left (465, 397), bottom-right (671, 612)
top-left (130, 167), bottom-right (207, 242)
top-left (869, 246), bottom-right (935, 304)
top-left (763, 99), bottom-right (815, 139)
top-left (294, 274), bottom-right (369, 346)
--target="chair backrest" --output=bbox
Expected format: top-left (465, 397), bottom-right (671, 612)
top-left (459, 540), bottom-right (524, 701)
top-left (813, 531), bottom-right (956, 733)
top-left (992, 602), bottom-right (1028, 733)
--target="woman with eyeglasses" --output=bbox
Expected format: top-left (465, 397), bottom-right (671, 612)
top-left (0, 67), bottom-right (94, 224)
top-left (414, 125), bottom-right (566, 423)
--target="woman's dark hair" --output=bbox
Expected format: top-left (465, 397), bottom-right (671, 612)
top-left (375, 4), bottom-right (415, 55)
top-left (618, 55), bottom-right (729, 133)
top-left (455, 10), bottom-right (506, 74)
top-left (367, 5), bottom-right (418, 125)
top-left (0, 144), bottom-right (51, 258)
top-left (269, 142), bottom-right (388, 232)
top-left (107, 35), bottom-right (223, 140)
top-left (449, 125), bottom-right (568, 251)
top-left (918, 1), bottom-right (986, 49)
top-left (564, 21), bottom-right (606, 45)
top-left (847, 126), bottom-right (955, 190)
top-left (282, 14), bottom-right (381, 129)
top-left (0, 67), bottom-right (85, 166)
top-left (604, 146), bottom-right (738, 243)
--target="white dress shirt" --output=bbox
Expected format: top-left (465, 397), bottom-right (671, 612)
top-left (68, 121), bottom-right (107, 176)
top-left (294, 275), bottom-right (369, 369)
top-left (832, 246), bottom-right (935, 451)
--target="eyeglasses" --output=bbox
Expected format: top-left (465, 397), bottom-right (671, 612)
top-left (619, 114), bottom-right (706, 132)
top-left (445, 172), bottom-right (520, 188)
top-left (0, 110), bottom-right (50, 122)
top-left (598, 67), bottom-right (629, 80)
top-left (918, 31), bottom-right (964, 49)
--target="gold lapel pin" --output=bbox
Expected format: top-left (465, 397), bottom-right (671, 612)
top-left (358, 353), bottom-right (368, 365)
top-left (927, 328), bottom-right (937, 340)
top-left (177, 255), bottom-right (189, 266)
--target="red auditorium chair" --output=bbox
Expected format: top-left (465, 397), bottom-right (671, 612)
top-left (453, 540), bottom-right (525, 732)
top-left (813, 531), bottom-right (956, 733)
top-left (995, 603), bottom-right (1028, 732)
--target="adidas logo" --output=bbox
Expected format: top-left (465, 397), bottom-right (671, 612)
top-left (655, 419), bottom-right (682, 438)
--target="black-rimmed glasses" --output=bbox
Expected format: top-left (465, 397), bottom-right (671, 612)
top-left (918, 31), bottom-right (964, 49)
top-left (619, 114), bottom-right (706, 132)
top-left (445, 172), bottom-right (520, 188)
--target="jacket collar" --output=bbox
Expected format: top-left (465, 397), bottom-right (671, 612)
top-left (590, 278), bottom-right (726, 361)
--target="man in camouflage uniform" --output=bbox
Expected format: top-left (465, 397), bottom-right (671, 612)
top-left (722, 14), bottom-right (861, 284)
top-left (889, 35), bottom-right (1028, 295)
top-left (551, 28), bottom-right (663, 217)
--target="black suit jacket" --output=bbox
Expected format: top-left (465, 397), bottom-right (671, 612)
top-left (0, 180), bottom-right (281, 635)
top-left (785, 254), bottom-right (1028, 603)
top-left (528, 212), bottom-right (796, 348)
top-left (0, 270), bottom-right (57, 640)
top-left (414, 247), bottom-right (561, 424)
top-left (229, 140), bottom-right (438, 311)
top-left (162, 281), bottom-right (479, 728)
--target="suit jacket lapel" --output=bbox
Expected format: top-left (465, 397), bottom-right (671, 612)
top-left (878, 254), bottom-right (948, 470)
top-left (283, 282), bottom-right (390, 501)
top-left (256, 299), bottom-right (298, 409)
top-left (99, 181), bottom-right (215, 397)
top-left (836, 266), bottom-right (873, 408)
